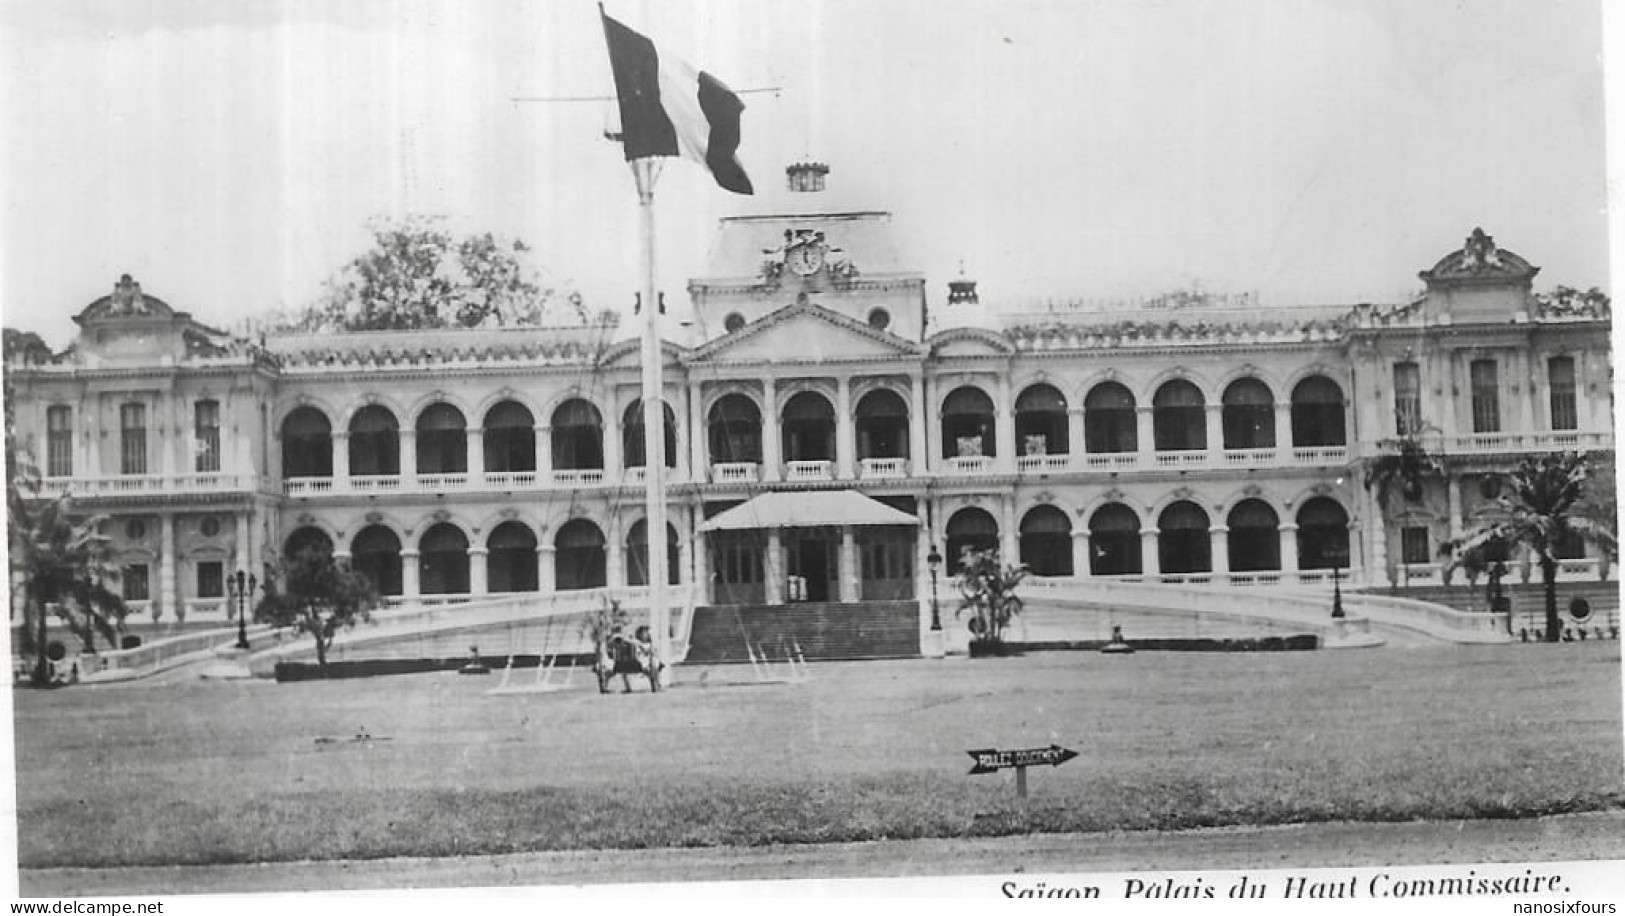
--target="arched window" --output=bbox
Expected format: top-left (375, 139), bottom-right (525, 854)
top-left (945, 506), bottom-right (999, 575)
top-left (1296, 498), bottom-right (1350, 570)
top-left (782, 391), bottom-right (836, 462)
top-left (417, 403), bottom-right (468, 474)
top-left (348, 405), bottom-right (400, 476)
top-left (1158, 501), bottom-right (1211, 574)
top-left (419, 523), bottom-right (470, 595)
top-left (352, 525), bottom-right (403, 596)
top-left (855, 389), bottom-right (909, 460)
top-left (281, 407), bottom-right (333, 478)
top-left (1019, 505), bottom-right (1073, 576)
top-left (283, 526), bottom-right (333, 561)
top-left (483, 401), bottom-right (536, 473)
top-left (487, 521), bottom-right (538, 593)
top-left (1153, 380), bottom-right (1206, 451)
top-left (623, 400), bottom-right (677, 469)
top-left (1088, 504), bottom-right (1141, 575)
top-left (551, 399), bottom-right (604, 470)
top-left (626, 519), bottom-right (681, 586)
top-left (1221, 378), bottom-right (1275, 450)
top-left (1084, 382), bottom-right (1136, 453)
top-left (1290, 376), bottom-right (1347, 447)
top-left (1227, 500), bottom-right (1280, 572)
top-left (1015, 384), bottom-right (1069, 456)
top-left (555, 519), bottom-right (607, 590)
top-left (942, 386), bottom-right (996, 459)
top-left (707, 394), bottom-right (762, 464)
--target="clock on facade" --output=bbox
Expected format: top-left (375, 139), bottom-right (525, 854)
top-left (785, 237), bottom-right (826, 276)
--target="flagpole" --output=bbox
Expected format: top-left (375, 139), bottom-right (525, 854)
top-left (632, 156), bottom-right (672, 687)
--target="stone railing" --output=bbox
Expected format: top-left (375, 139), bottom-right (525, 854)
top-left (944, 455), bottom-right (994, 475)
top-left (1016, 454), bottom-right (1071, 473)
top-left (860, 457), bottom-right (909, 479)
top-left (785, 460), bottom-right (834, 481)
top-left (35, 473), bottom-right (254, 499)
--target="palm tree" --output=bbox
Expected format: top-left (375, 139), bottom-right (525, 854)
top-left (1364, 432), bottom-right (1444, 509)
top-left (7, 467), bottom-right (127, 685)
top-left (955, 548), bottom-right (1027, 655)
top-left (1444, 452), bottom-right (1615, 642)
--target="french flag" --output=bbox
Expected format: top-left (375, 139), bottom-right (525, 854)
top-left (600, 8), bottom-right (754, 195)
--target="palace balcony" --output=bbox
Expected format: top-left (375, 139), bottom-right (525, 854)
top-left (34, 473), bottom-right (256, 500)
top-left (859, 457), bottom-right (909, 479)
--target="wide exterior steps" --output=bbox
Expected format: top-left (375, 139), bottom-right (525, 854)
top-left (683, 601), bottom-right (920, 663)
top-left (1375, 580), bottom-right (1620, 636)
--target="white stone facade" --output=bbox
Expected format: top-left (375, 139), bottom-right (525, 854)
top-left (7, 196), bottom-right (1613, 628)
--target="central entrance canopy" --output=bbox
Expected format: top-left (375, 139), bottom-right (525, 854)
top-left (701, 490), bottom-right (919, 532)
top-left (702, 491), bottom-right (920, 606)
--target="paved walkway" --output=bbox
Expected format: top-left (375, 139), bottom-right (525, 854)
top-left (22, 810), bottom-right (1625, 896)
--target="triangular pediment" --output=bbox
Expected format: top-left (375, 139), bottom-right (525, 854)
top-left (687, 300), bottom-right (923, 364)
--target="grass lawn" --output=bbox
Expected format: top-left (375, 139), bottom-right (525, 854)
top-left (12, 641), bottom-right (1624, 868)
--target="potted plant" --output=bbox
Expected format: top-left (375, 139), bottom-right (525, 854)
top-left (955, 548), bottom-right (1027, 657)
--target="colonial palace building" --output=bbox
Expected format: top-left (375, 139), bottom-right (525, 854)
top-left (7, 164), bottom-right (1614, 637)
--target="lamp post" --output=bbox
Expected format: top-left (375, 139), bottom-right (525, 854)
top-left (229, 569), bottom-right (256, 650)
top-left (1329, 547), bottom-right (1347, 619)
top-left (927, 543), bottom-right (943, 631)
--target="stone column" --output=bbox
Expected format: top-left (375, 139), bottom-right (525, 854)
top-left (764, 529), bottom-right (783, 604)
top-left (1204, 404), bottom-right (1224, 453)
top-left (1514, 349), bottom-right (1535, 438)
top-left (1435, 351), bottom-right (1459, 440)
top-left (606, 517), bottom-right (625, 587)
top-left (1447, 476), bottom-right (1464, 541)
top-left (1136, 407), bottom-right (1156, 455)
top-left (401, 549), bottom-right (421, 599)
top-left (235, 512), bottom-right (251, 573)
top-left (1278, 524), bottom-right (1299, 584)
top-left (1067, 406), bottom-right (1086, 461)
top-left (910, 373), bottom-right (929, 474)
top-left (688, 385), bottom-right (706, 480)
top-left (466, 427), bottom-right (485, 484)
top-left (1274, 402), bottom-right (1294, 456)
top-left (536, 425), bottom-right (552, 479)
top-left (80, 396), bottom-right (99, 478)
top-left (469, 547), bottom-right (488, 596)
top-left (677, 506), bottom-right (693, 586)
top-left (602, 405), bottom-right (622, 483)
top-left (331, 431), bottom-right (350, 488)
top-left (1367, 486), bottom-right (1391, 586)
top-left (921, 375), bottom-right (940, 469)
top-left (836, 376), bottom-right (855, 480)
top-left (1140, 528), bottom-right (1161, 577)
top-left (536, 545), bottom-right (556, 594)
top-left (692, 512), bottom-right (711, 604)
top-left (1071, 529), bottom-right (1091, 577)
top-left (1001, 495), bottom-right (1019, 566)
top-left (839, 526), bottom-right (859, 602)
top-left (158, 395), bottom-right (177, 481)
top-left (760, 377), bottom-right (781, 481)
top-left (159, 512), bottom-right (177, 622)
top-left (1209, 526), bottom-right (1229, 580)
top-left (994, 374), bottom-right (1015, 472)
top-left (399, 430), bottom-right (417, 481)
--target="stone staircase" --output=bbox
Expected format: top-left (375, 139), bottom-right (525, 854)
top-left (1374, 580), bottom-right (1621, 636)
top-left (683, 601), bottom-right (920, 663)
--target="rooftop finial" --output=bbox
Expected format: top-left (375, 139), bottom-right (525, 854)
top-left (786, 161), bottom-right (829, 193)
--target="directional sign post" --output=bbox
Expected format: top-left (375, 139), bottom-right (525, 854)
top-left (967, 744), bottom-right (1078, 798)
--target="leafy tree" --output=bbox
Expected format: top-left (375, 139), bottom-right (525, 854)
top-left (281, 216), bottom-right (583, 332)
top-left (256, 544), bottom-right (379, 672)
top-left (955, 548), bottom-right (1026, 653)
top-left (1444, 452), bottom-right (1615, 642)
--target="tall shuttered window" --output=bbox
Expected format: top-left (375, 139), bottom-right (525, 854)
top-left (45, 406), bottom-right (72, 477)
top-left (1469, 359), bottom-right (1499, 434)
top-left (119, 403), bottom-right (147, 475)
top-left (194, 400), bottom-right (221, 472)
top-left (1393, 362), bottom-right (1422, 436)
top-left (1548, 356), bottom-right (1578, 431)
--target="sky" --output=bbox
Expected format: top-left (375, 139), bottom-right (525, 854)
top-left (0, 0), bottom-right (1612, 348)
